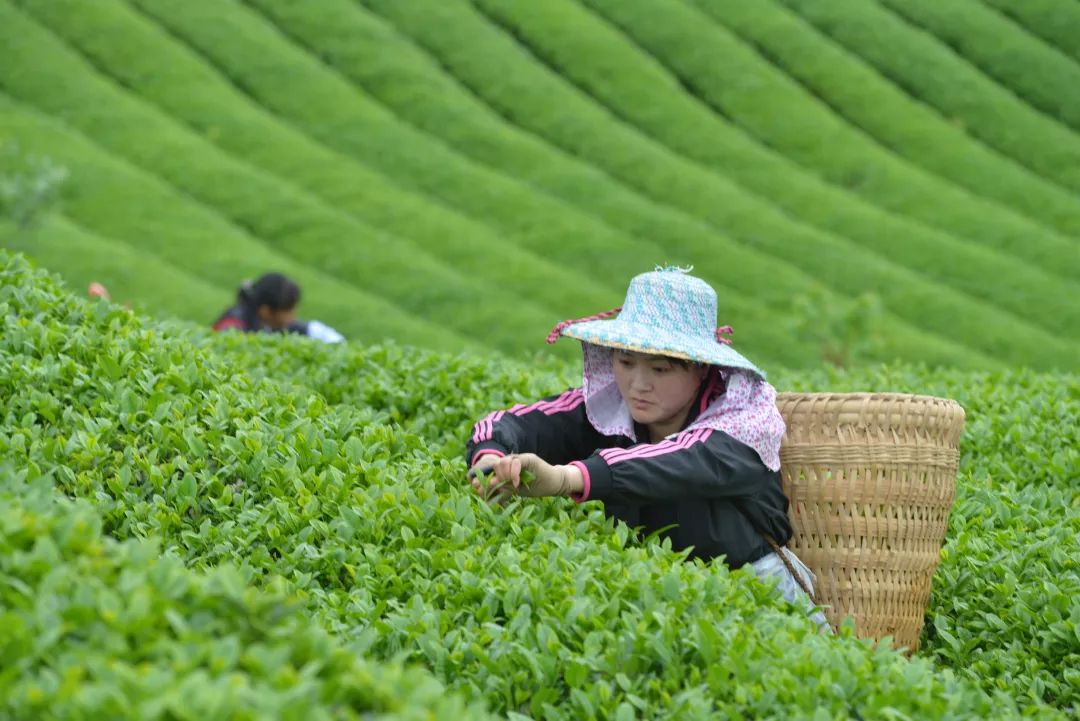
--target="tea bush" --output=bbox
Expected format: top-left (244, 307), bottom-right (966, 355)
top-left (6, 0), bottom-right (616, 358)
top-left (778, 0), bottom-right (1080, 194)
top-left (2, 252), bottom-right (1076, 718)
top-left (360, 0), bottom-right (1060, 370)
top-left (980, 0), bottom-right (1080, 65)
top-left (579, 0), bottom-right (1080, 263)
top-left (878, 0), bottom-right (1080, 134)
top-left (1, 215), bottom-right (227, 323)
top-left (0, 467), bottom-right (491, 720)
top-left (681, 0), bottom-right (1080, 253)
top-left (117, 0), bottom-right (702, 347)
top-left (3, 0), bottom-right (1077, 371)
top-left (0, 1), bottom-right (561, 358)
top-left (0, 141), bottom-right (67, 229)
top-left (470, 0), bottom-right (1080, 339)
top-left (202, 275), bottom-right (1080, 714)
top-left (0, 98), bottom-right (464, 351)
top-left (233, 312), bottom-right (1080, 714)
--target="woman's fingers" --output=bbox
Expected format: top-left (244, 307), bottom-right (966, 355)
top-left (492, 456), bottom-right (509, 483)
top-left (468, 454), bottom-right (500, 491)
top-left (495, 456), bottom-right (518, 482)
top-left (469, 454), bottom-right (538, 499)
top-left (481, 456), bottom-right (510, 497)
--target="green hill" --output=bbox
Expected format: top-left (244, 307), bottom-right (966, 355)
top-left (3, 252), bottom-right (1078, 718)
top-left (0, 0), bottom-right (1077, 370)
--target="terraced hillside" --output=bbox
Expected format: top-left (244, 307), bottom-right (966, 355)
top-left (1, 0), bottom-right (1078, 370)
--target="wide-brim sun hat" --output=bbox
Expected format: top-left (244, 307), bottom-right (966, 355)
top-left (546, 267), bottom-right (765, 378)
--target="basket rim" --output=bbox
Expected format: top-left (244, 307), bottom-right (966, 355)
top-left (776, 391), bottom-right (961, 402)
top-left (776, 393), bottom-right (966, 433)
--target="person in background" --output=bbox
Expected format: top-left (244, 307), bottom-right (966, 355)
top-left (213, 272), bottom-right (344, 343)
top-left (466, 266), bottom-right (828, 630)
top-left (87, 281), bottom-right (132, 309)
top-left (87, 281), bottom-right (111, 301)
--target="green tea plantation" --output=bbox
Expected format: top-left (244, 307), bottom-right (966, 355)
top-left (1, 254), bottom-right (1076, 719)
top-left (1, 0), bottom-right (1079, 717)
top-left (1, 0), bottom-right (1079, 369)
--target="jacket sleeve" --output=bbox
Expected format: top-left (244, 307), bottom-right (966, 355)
top-left (304, 319), bottom-right (345, 343)
top-left (574, 428), bottom-right (774, 504)
top-left (466, 387), bottom-right (594, 467)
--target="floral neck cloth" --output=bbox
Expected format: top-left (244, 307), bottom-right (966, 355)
top-left (581, 343), bottom-right (785, 471)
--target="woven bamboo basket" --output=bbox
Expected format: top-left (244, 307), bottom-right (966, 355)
top-left (775, 393), bottom-right (965, 651)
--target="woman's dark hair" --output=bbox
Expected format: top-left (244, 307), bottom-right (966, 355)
top-left (237, 272), bottom-right (301, 312)
top-left (614, 348), bottom-right (696, 369)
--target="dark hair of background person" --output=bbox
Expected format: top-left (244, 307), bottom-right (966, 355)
top-left (235, 272), bottom-right (301, 331)
top-left (238, 272), bottom-right (301, 312)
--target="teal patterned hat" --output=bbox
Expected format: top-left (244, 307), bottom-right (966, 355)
top-left (546, 267), bottom-right (765, 378)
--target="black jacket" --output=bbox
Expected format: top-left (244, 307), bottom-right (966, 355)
top-left (466, 386), bottom-right (792, 568)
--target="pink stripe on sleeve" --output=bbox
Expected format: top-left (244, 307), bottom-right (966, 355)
top-left (507, 388), bottom-right (583, 417)
top-left (569, 460), bottom-right (591, 503)
top-left (471, 418), bottom-right (489, 444)
top-left (600, 438), bottom-right (677, 464)
top-left (600, 429), bottom-right (713, 466)
top-left (599, 432), bottom-right (695, 464)
top-left (471, 448), bottom-right (506, 465)
top-left (542, 392), bottom-right (584, 416)
top-left (472, 389), bottom-right (584, 444)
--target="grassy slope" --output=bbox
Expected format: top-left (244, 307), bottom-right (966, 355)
top-left (778, 0), bottom-right (1080, 194)
top-left (252, 0), bottom-right (1071, 351)
top-left (467, 0), bottom-right (1080, 337)
top-left (238, 0), bottom-right (834, 364)
top-left (879, 0), bottom-right (1080, 134)
top-left (0, 0), bottom-right (1076, 370)
top-left (980, 0), bottom-right (1080, 66)
top-left (123, 0), bottom-right (845, 367)
top-left (6, 0), bottom-right (622, 341)
top-left (683, 0), bottom-right (1080, 248)
top-left (0, 1), bottom-right (569, 359)
top-left (0, 215), bottom-right (226, 323)
top-left (0, 96), bottom-right (470, 352)
top-left (360, 0), bottom-right (1073, 369)
top-left (583, 0), bottom-right (1080, 264)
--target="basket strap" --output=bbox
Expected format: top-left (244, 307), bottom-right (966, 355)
top-left (761, 534), bottom-right (818, 606)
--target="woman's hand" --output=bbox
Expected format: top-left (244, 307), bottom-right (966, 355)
top-left (469, 453), bottom-right (584, 498)
top-left (468, 453), bottom-right (502, 496)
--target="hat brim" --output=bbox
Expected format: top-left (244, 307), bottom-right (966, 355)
top-left (561, 318), bottom-right (765, 378)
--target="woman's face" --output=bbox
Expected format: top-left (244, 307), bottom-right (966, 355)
top-left (257, 304), bottom-right (298, 331)
top-left (613, 350), bottom-right (708, 433)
